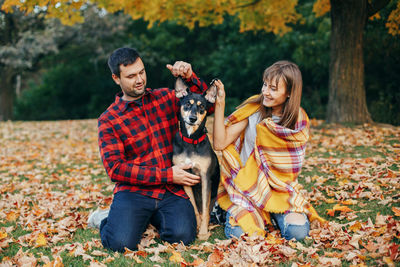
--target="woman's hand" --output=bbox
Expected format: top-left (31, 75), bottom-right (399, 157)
top-left (213, 79), bottom-right (225, 105)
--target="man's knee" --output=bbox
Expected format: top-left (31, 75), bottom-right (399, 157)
top-left (161, 224), bottom-right (196, 245)
top-left (101, 228), bottom-right (141, 252)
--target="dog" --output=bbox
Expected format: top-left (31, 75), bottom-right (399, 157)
top-left (172, 77), bottom-right (220, 240)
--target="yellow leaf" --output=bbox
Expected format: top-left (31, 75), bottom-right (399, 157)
top-left (340, 199), bottom-right (356, 205)
top-left (326, 198), bottom-right (336, 204)
top-left (0, 0), bottom-right (21, 12)
top-left (35, 233), bottom-right (47, 247)
top-left (313, 0), bottom-right (330, 17)
top-left (383, 256), bottom-right (395, 267)
top-left (0, 231), bottom-right (7, 240)
top-left (169, 251), bottom-right (185, 264)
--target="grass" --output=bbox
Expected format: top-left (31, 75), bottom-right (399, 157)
top-left (0, 119), bottom-right (399, 266)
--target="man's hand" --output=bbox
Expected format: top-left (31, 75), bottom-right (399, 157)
top-left (172, 164), bottom-right (200, 186)
top-left (166, 61), bottom-right (193, 79)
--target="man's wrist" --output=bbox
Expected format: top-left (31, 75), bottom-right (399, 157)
top-left (166, 167), bottom-right (174, 184)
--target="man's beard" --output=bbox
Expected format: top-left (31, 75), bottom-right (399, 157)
top-left (126, 90), bottom-right (145, 98)
top-left (124, 86), bottom-right (145, 99)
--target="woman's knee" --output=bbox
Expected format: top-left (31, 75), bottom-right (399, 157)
top-left (282, 224), bottom-right (309, 241)
top-left (285, 213), bottom-right (307, 225)
top-left (224, 212), bottom-right (244, 238)
top-left (281, 214), bottom-right (310, 241)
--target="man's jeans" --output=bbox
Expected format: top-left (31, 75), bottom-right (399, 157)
top-left (225, 212), bottom-right (309, 241)
top-left (100, 190), bottom-right (196, 252)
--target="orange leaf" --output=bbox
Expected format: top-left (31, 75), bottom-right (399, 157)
top-left (327, 204), bottom-right (353, 216)
top-left (386, 169), bottom-right (396, 178)
top-left (392, 207), bottom-right (400, 216)
top-left (190, 258), bottom-right (205, 266)
top-left (389, 243), bottom-right (399, 261)
top-left (348, 221), bottom-right (362, 232)
top-left (207, 249), bottom-right (224, 266)
top-left (5, 211), bottom-right (18, 221)
top-left (0, 231), bottom-right (7, 240)
top-left (43, 256), bottom-right (63, 267)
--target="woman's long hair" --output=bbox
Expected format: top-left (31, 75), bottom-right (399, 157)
top-left (237, 60), bottom-right (303, 130)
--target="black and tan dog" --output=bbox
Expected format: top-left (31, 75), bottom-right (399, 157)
top-left (173, 77), bottom-right (220, 240)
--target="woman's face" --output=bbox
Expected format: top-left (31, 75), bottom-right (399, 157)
top-left (261, 77), bottom-right (289, 115)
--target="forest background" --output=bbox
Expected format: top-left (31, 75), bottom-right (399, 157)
top-left (1, 0), bottom-right (399, 125)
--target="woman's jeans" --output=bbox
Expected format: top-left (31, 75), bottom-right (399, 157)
top-left (100, 190), bottom-right (196, 252)
top-left (225, 212), bottom-right (310, 241)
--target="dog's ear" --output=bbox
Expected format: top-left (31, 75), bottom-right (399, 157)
top-left (203, 78), bottom-right (218, 104)
top-left (175, 77), bottom-right (189, 98)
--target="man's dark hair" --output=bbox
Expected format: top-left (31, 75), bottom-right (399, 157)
top-left (108, 47), bottom-right (141, 77)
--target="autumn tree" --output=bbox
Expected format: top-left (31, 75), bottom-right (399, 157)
top-left (0, 2), bottom-right (59, 121)
top-left (0, 3), bottom-right (130, 121)
top-left (2, 0), bottom-right (400, 123)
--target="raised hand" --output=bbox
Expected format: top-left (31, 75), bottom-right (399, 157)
top-left (166, 61), bottom-right (193, 79)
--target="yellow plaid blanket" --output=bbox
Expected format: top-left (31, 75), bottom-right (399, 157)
top-left (217, 95), bottom-right (325, 236)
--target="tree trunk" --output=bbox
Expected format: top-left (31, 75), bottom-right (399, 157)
top-left (327, 0), bottom-right (372, 123)
top-left (0, 69), bottom-right (15, 121)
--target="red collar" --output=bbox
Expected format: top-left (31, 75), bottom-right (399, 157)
top-left (179, 131), bottom-right (207, 144)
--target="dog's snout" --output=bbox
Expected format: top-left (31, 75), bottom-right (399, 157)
top-left (189, 116), bottom-right (197, 123)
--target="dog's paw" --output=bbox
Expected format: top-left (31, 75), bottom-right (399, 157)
top-left (197, 232), bottom-right (211, 241)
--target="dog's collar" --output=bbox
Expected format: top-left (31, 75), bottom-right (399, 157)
top-left (179, 131), bottom-right (207, 144)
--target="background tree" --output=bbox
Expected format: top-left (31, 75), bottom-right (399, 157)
top-left (2, 0), bottom-right (399, 123)
top-left (0, 3), bottom-right (130, 120)
top-left (0, 1), bottom-right (61, 120)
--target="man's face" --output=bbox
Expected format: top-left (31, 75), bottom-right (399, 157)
top-left (112, 58), bottom-right (147, 101)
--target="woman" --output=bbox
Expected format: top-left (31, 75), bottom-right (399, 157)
top-left (213, 61), bottom-right (324, 241)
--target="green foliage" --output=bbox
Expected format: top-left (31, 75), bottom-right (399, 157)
top-left (364, 2), bottom-right (400, 125)
top-left (14, 47), bottom-right (116, 120)
top-left (12, 1), bottom-right (400, 125)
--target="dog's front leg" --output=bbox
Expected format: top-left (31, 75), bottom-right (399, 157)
top-left (198, 171), bottom-right (212, 240)
top-left (184, 186), bottom-right (201, 229)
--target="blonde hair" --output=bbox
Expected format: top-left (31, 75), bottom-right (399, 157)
top-left (238, 60), bottom-right (302, 130)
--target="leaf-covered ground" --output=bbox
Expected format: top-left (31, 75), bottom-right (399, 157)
top-left (0, 119), bottom-right (399, 266)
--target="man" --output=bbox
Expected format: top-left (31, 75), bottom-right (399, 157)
top-left (88, 47), bottom-right (210, 252)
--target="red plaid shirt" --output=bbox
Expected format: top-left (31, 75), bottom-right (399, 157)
top-left (98, 73), bottom-right (210, 200)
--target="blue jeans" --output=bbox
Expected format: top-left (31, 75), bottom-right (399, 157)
top-left (100, 190), bottom-right (196, 252)
top-left (225, 212), bottom-right (310, 241)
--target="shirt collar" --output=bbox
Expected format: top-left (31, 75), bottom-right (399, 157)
top-left (115, 88), bottom-right (153, 112)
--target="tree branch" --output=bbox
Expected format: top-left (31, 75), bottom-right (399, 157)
top-left (367, 0), bottom-right (390, 17)
top-left (235, 0), bottom-right (261, 9)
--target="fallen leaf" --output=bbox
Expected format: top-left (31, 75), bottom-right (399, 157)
top-left (319, 257), bottom-right (341, 266)
top-left (169, 251), bottom-right (186, 264)
top-left (0, 231), bottom-right (7, 240)
top-left (392, 207), bottom-right (400, 216)
top-left (43, 255), bottom-right (63, 267)
top-left (35, 233), bottom-right (47, 247)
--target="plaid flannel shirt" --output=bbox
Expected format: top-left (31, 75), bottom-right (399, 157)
top-left (98, 72), bottom-right (211, 200)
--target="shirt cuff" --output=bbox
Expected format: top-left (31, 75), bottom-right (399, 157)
top-left (165, 167), bottom-right (174, 184)
top-left (185, 72), bottom-right (199, 84)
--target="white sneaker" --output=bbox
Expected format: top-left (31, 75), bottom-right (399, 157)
top-left (87, 208), bottom-right (109, 229)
